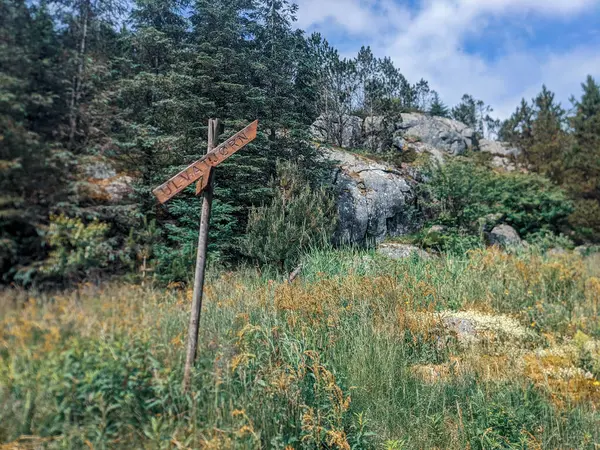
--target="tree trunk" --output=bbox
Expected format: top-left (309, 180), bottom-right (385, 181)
top-left (68, 0), bottom-right (90, 150)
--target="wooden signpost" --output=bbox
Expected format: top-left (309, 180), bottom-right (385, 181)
top-left (152, 119), bottom-right (258, 391)
top-left (152, 120), bottom-right (258, 204)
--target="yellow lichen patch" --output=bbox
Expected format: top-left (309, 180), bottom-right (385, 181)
top-left (524, 349), bottom-right (600, 408)
top-left (438, 310), bottom-right (536, 346)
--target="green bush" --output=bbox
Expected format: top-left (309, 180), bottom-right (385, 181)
top-left (526, 230), bottom-right (574, 252)
top-left (420, 159), bottom-right (573, 241)
top-left (241, 162), bottom-right (337, 271)
top-left (42, 215), bottom-right (114, 282)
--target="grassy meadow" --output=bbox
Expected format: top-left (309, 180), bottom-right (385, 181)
top-left (1, 247), bottom-right (600, 449)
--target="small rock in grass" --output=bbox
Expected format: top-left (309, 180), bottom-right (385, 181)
top-left (377, 243), bottom-right (431, 260)
top-left (487, 224), bottom-right (522, 247)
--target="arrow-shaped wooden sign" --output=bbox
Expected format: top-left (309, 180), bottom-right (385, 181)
top-left (152, 120), bottom-right (258, 204)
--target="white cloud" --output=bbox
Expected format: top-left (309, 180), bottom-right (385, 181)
top-left (295, 0), bottom-right (410, 39)
top-left (295, 0), bottom-right (600, 118)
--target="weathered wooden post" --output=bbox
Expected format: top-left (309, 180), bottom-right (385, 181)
top-left (152, 119), bottom-right (258, 392)
top-left (182, 118), bottom-right (219, 391)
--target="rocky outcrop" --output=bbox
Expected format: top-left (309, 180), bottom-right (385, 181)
top-left (312, 112), bottom-right (476, 158)
top-left (325, 148), bottom-right (419, 245)
top-left (314, 113), bottom-right (529, 244)
top-left (394, 113), bottom-right (474, 156)
top-left (479, 139), bottom-right (521, 171)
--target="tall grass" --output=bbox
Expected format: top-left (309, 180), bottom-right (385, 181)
top-left (1, 247), bottom-right (599, 449)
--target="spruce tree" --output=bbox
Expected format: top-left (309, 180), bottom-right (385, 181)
top-left (252, 0), bottom-right (320, 174)
top-left (566, 76), bottom-right (600, 241)
top-left (529, 86), bottom-right (568, 182)
top-left (0, 0), bottom-right (69, 282)
top-left (452, 94), bottom-right (478, 130)
top-left (109, 0), bottom-right (207, 278)
top-left (499, 98), bottom-right (534, 150)
top-left (429, 91), bottom-right (450, 118)
top-left (189, 0), bottom-right (271, 258)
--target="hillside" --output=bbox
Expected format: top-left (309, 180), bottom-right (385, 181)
top-left (2, 248), bottom-right (600, 448)
top-left (2, 0), bottom-right (600, 448)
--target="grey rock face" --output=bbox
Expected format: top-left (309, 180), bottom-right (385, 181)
top-left (324, 148), bottom-right (419, 245)
top-left (479, 139), bottom-right (520, 158)
top-left (394, 113), bottom-right (475, 155)
top-left (488, 224), bottom-right (522, 247)
top-left (103, 175), bottom-right (135, 203)
top-left (377, 243), bottom-right (430, 260)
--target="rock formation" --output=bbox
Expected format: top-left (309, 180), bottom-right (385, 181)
top-left (315, 112), bottom-right (526, 246)
top-left (479, 139), bottom-right (521, 171)
top-left (324, 148), bottom-right (420, 245)
top-left (394, 113), bottom-right (474, 156)
top-left (312, 112), bottom-right (476, 159)
top-left (79, 158), bottom-right (135, 204)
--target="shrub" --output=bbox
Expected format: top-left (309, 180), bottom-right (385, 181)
top-left (42, 215), bottom-right (114, 283)
top-left (241, 162), bottom-right (337, 271)
top-left (527, 230), bottom-right (574, 252)
top-left (420, 159), bottom-right (573, 240)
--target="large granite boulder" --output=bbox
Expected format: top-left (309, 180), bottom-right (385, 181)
top-left (393, 113), bottom-right (475, 156)
top-left (324, 148), bottom-right (419, 245)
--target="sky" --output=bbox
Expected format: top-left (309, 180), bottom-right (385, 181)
top-left (293, 0), bottom-right (600, 119)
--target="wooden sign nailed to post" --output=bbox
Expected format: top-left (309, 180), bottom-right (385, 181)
top-left (152, 119), bottom-right (258, 203)
top-left (152, 119), bottom-right (258, 391)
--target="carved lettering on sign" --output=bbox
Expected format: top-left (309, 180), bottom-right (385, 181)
top-left (152, 120), bottom-right (258, 203)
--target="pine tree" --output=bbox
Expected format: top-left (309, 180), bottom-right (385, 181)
top-left (502, 87), bottom-right (567, 181)
top-left (309, 33), bottom-right (360, 147)
top-left (429, 91), bottom-right (450, 118)
top-left (0, 0), bottom-right (70, 282)
top-left (499, 98), bottom-right (534, 150)
top-left (528, 86), bottom-right (567, 182)
top-left (452, 94), bottom-right (478, 130)
top-left (452, 94), bottom-right (496, 141)
top-left (414, 79), bottom-right (431, 112)
top-left (356, 46), bottom-right (379, 116)
top-left (570, 76), bottom-right (600, 182)
top-left (252, 0), bottom-right (320, 171)
top-left (566, 76), bottom-right (600, 241)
